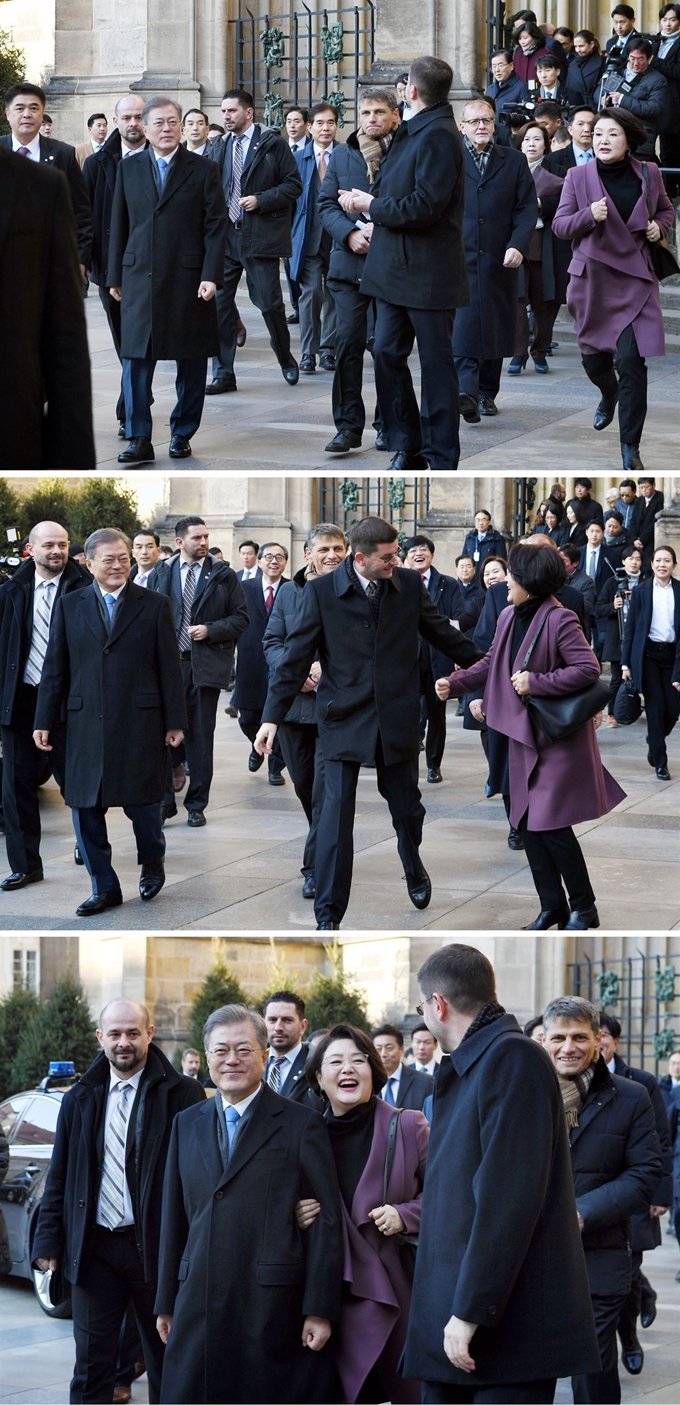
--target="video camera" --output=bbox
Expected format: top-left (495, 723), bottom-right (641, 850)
top-left (0, 527), bottom-right (24, 581)
top-left (498, 82), bottom-right (570, 128)
top-left (599, 48), bottom-right (627, 106)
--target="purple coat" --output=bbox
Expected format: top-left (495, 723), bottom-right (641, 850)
top-left (444, 598), bottom-right (626, 830)
top-left (551, 157), bottom-right (674, 355)
top-left (336, 1099), bottom-right (429, 1405)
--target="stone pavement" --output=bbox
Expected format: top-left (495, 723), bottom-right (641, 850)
top-left (85, 288), bottom-right (679, 474)
top-left (1, 698), bottom-right (678, 932)
top-left (1, 1231), bottom-right (678, 1402)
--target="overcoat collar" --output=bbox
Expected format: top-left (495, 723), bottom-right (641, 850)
top-left (334, 556), bottom-right (403, 597)
top-left (195, 1082), bottom-right (284, 1189)
top-left (139, 143), bottom-right (193, 210)
top-left (81, 580), bottom-right (146, 647)
top-left (449, 1011), bottom-right (521, 1077)
top-left (568, 1054), bottom-right (614, 1147)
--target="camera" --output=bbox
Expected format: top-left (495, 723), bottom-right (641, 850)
top-left (599, 49), bottom-right (626, 106)
top-left (0, 527), bottom-right (23, 580)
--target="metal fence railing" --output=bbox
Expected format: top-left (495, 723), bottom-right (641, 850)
top-left (568, 949), bottom-right (680, 1074)
top-left (318, 477), bottom-right (431, 545)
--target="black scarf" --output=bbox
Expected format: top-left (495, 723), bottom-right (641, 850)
top-left (461, 1002), bottom-right (506, 1043)
top-left (511, 594), bottom-right (546, 664)
top-left (596, 155), bottom-right (641, 225)
top-left (325, 1097), bottom-right (377, 1209)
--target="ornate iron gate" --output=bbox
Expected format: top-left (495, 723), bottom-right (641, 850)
top-left (568, 949), bottom-right (680, 1074)
top-left (318, 478), bottom-right (431, 545)
top-left (230, 4), bottom-right (375, 130)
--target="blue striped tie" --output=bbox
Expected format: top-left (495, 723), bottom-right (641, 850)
top-left (157, 157), bottom-right (168, 188)
top-left (24, 581), bottom-right (55, 685)
top-left (225, 1104), bottom-right (240, 1154)
top-left (100, 1083), bottom-right (132, 1229)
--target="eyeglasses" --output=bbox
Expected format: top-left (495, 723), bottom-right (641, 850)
top-left (262, 554), bottom-right (287, 564)
top-left (207, 1045), bottom-right (258, 1059)
top-left (464, 118), bottom-right (494, 127)
top-left (415, 995), bottom-right (433, 1017)
top-left (321, 1054), bottom-right (370, 1070)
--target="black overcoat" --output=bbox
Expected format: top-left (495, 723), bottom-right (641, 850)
top-left (0, 132), bottom-right (93, 268)
top-left (402, 1015), bottom-right (601, 1387)
top-left (393, 1063), bottom-right (433, 1111)
top-left (453, 143), bottom-right (538, 359)
top-left (207, 125), bottom-right (302, 258)
top-left (568, 1056), bottom-right (662, 1297)
top-left (262, 557), bottom-right (481, 766)
top-left (154, 1084), bottom-right (343, 1404)
top-left (146, 555), bottom-right (249, 689)
top-left (621, 576), bottom-right (680, 689)
top-left (262, 570), bottom-right (318, 725)
top-left (317, 129), bottom-right (377, 286)
top-left (0, 147), bottom-right (95, 473)
top-left (0, 556), bottom-right (90, 727)
top-left (359, 103), bottom-right (470, 310)
top-left (231, 576), bottom-right (288, 711)
top-left (651, 32), bottom-right (680, 130)
top-left (612, 1054), bottom-right (674, 1251)
top-left (34, 580), bottom-right (187, 807)
top-left (31, 1044), bottom-right (205, 1284)
top-left (83, 129), bottom-right (148, 286)
top-left (108, 143), bottom-right (227, 359)
top-left (423, 567), bottom-right (473, 681)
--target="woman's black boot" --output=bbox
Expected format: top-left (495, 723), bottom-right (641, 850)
top-left (523, 905), bottom-right (570, 930)
top-left (562, 905), bottom-right (600, 931)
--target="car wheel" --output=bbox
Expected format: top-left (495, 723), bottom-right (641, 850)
top-left (31, 1263), bottom-right (72, 1318)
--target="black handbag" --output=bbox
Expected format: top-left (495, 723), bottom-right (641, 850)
top-left (641, 163), bottom-right (680, 281)
top-left (382, 1109), bottom-right (418, 1282)
top-left (519, 607), bottom-right (611, 744)
top-left (613, 678), bottom-right (642, 725)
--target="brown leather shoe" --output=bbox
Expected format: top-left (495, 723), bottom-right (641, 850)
top-left (236, 317), bottom-right (247, 347)
top-left (113, 1388), bottom-right (132, 1403)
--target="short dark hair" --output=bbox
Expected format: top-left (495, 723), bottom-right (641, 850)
top-left (306, 1024), bottom-right (387, 1096)
top-left (660, 3), bottom-right (680, 18)
top-left (536, 102), bottom-right (563, 121)
top-left (619, 479), bottom-right (637, 492)
top-left (42, 113), bottom-right (53, 123)
top-left (396, 71), bottom-right (410, 84)
top-left (402, 534), bottom-right (435, 555)
top-left (514, 22), bottom-right (545, 45)
top-left (638, 476), bottom-right (656, 485)
top-left (628, 38), bottom-right (654, 56)
top-left (5, 82), bottom-right (46, 107)
top-left (372, 1022), bottom-right (404, 1048)
top-left (239, 539), bottom-right (259, 553)
top-left (594, 105), bottom-right (648, 151)
top-left (514, 8), bottom-right (537, 21)
top-left (515, 120), bottom-right (550, 152)
top-left (574, 477), bottom-right (593, 490)
top-left (492, 47), bottom-right (514, 63)
top-left (507, 541), bottom-right (566, 597)
top-left (208, 546), bottom-right (224, 557)
top-left (175, 515), bottom-right (206, 538)
top-left (359, 87), bottom-right (399, 113)
top-left (183, 107), bottom-right (209, 123)
top-left (349, 516), bottom-right (398, 557)
top-left (475, 509), bottom-right (492, 521)
top-left (535, 55), bottom-right (560, 69)
top-left (87, 112), bottom-right (107, 128)
top-left (524, 1015), bottom-right (544, 1036)
top-left (606, 510), bottom-right (624, 526)
top-left (611, 4), bottom-right (635, 18)
top-left (456, 554), bottom-right (475, 566)
top-left (133, 529), bottom-right (160, 547)
top-left (408, 55), bottom-right (453, 106)
top-left (411, 1022), bottom-right (437, 1043)
top-left (600, 1011), bottom-right (622, 1039)
top-left (554, 26), bottom-right (574, 40)
top-left (654, 543), bottom-right (677, 564)
top-left (417, 944), bottom-right (497, 1016)
top-left (559, 542), bottom-right (581, 564)
top-left (208, 123), bottom-right (224, 133)
top-left (68, 543), bottom-right (84, 557)
top-left (286, 104), bottom-right (308, 121)
top-left (568, 104), bottom-right (597, 122)
top-left (544, 501), bottom-right (564, 523)
top-left (264, 990), bottom-right (306, 1019)
top-left (222, 88), bottom-right (254, 109)
top-left (308, 102), bottom-right (338, 123)
top-left (258, 541), bottom-right (288, 561)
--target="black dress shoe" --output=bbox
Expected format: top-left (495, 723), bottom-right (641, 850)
top-left (268, 772), bottom-right (285, 786)
top-left (389, 451), bottom-right (430, 472)
top-left (300, 355), bottom-right (316, 374)
top-left (282, 361), bottom-right (300, 385)
top-left (287, 311), bottom-right (300, 324)
top-left (248, 748), bottom-right (265, 773)
top-left (161, 802), bottom-right (177, 825)
top-left (427, 767), bottom-right (442, 784)
top-left (319, 351), bottom-right (336, 371)
top-left (459, 392), bottom-right (481, 424)
top-left (374, 429), bottom-right (388, 451)
top-left (1, 870), bottom-right (44, 892)
top-left (405, 866), bottom-right (432, 910)
top-left (640, 1299), bottom-right (656, 1329)
top-left (563, 905), bottom-right (600, 930)
top-left (325, 430), bottom-right (362, 453)
top-left (118, 437), bottom-right (154, 465)
top-left (656, 765), bottom-right (671, 780)
top-left (187, 810), bottom-right (206, 827)
top-left (507, 827), bottom-right (525, 851)
top-left (169, 434), bottom-right (191, 459)
top-left (236, 318), bottom-right (247, 348)
top-left (205, 378), bottom-right (237, 394)
top-left (479, 396), bottom-right (498, 416)
top-left (593, 389), bottom-right (618, 430)
top-left (647, 746), bottom-right (655, 768)
top-left (76, 890), bottom-right (123, 917)
top-left (621, 1341), bottom-right (643, 1375)
top-left (74, 845), bottom-right (84, 866)
top-left (118, 422), bottom-right (127, 439)
top-left (139, 863), bottom-right (165, 901)
top-left (621, 443), bottom-right (644, 471)
top-left (523, 906), bottom-right (569, 930)
top-left (302, 874), bottom-right (316, 899)
top-left (316, 922), bottom-right (340, 929)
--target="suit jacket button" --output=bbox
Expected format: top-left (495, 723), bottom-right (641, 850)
top-left (364, 621), bottom-right (370, 628)
top-left (104, 648), bottom-right (109, 654)
top-left (489, 1305), bottom-right (497, 1315)
top-left (215, 1190), bottom-right (223, 1199)
top-left (479, 217), bottom-right (485, 224)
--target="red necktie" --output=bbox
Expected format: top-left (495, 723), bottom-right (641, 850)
top-left (265, 586), bottom-right (274, 613)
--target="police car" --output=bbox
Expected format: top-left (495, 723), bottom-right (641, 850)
top-left (0, 1061), bottom-right (77, 1317)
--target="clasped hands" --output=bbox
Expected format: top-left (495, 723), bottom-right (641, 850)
top-left (338, 188), bottom-right (374, 214)
top-left (296, 1196), bottom-right (404, 1236)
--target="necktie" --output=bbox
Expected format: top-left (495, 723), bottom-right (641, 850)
top-left (265, 586), bottom-right (275, 613)
top-left (384, 1077), bottom-right (396, 1107)
top-left (224, 1104), bottom-right (240, 1153)
top-left (17, 146), bottom-right (30, 156)
top-left (267, 1056), bottom-right (286, 1092)
top-left (100, 1082), bottom-right (132, 1229)
top-left (318, 151), bottom-right (328, 182)
top-left (229, 135), bottom-right (244, 224)
top-left (138, 573), bottom-right (147, 587)
top-left (366, 580), bottom-right (381, 601)
top-left (104, 593), bottom-right (116, 627)
top-left (157, 156), bottom-right (168, 188)
top-left (24, 581), bottom-right (55, 685)
top-left (587, 552), bottom-right (597, 580)
top-left (178, 565), bottom-right (196, 651)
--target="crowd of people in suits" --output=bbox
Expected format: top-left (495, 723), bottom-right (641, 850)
top-left (25, 945), bottom-right (679, 1404)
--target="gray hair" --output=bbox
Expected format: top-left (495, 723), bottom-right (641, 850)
top-left (306, 522), bottom-right (346, 549)
top-left (203, 1003), bottom-right (268, 1051)
top-left (359, 86), bottom-right (399, 113)
top-left (542, 996), bottom-right (600, 1035)
top-left (84, 527), bottom-right (132, 559)
top-left (142, 96), bottom-right (182, 124)
top-left (461, 97), bottom-right (495, 122)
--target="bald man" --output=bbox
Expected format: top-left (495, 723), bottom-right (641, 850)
top-left (0, 522), bottom-right (90, 890)
top-left (32, 998), bottom-right (204, 1405)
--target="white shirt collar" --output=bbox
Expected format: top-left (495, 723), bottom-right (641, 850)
top-left (96, 580), bottom-right (126, 601)
top-left (421, 568), bottom-right (432, 588)
top-left (262, 576), bottom-right (282, 596)
top-left (109, 1064), bottom-right (145, 1093)
top-left (91, 137), bottom-right (102, 151)
top-left (414, 1058), bottom-right (437, 1076)
top-left (12, 131), bottom-right (41, 157)
top-left (34, 569), bottom-right (64, 593)
top-left (275, 1042), bottom-right (302, 1068)
top-left (354, 568), bottom-right (372, 593)
top-left (153, 145), bottom-right (179, 166)
top-left (220, 1084), bottom-right (262, 1116)
top-left (606, 1056), bottom-right (617, 1073)
top-left (121, 139), bottom-right (143, 156)
top-left (314, 141), bottom-right (332, 158)
top-left (386, 1063), bottom-right (403, 1087)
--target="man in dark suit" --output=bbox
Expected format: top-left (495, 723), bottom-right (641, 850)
top-left (651, 6), bottom-right (680, 196)
top-left (108, 96), bottom-right (227, 464)
top-left (2, 82), bottom-right (93, 276)
top-left (206, 89), bottom-right (302, 394)
top-left (231, 542), bottom-right (288, 784)
top-left (236, 539), bottom-right (261, 581)
top-left (403, 535), bottom-right (470, 785)
top-left (0, 145), bottom-right (95, 471)
top-left (289, 103), bottom-right (339, 375)
top-left (0, 522), bottom-right (90, 891)
top-left (181, 107), bottom-right (211, 156)
top-left (455, 555), bottom-right (485, 622)
top-left (83, 94), bottom-right (147, 439)
top-left (573, 477), bottom-right (604, 527)
top-left (351, 56), bottom-right (469, 471)
top-left (580, 521), bottom-right (619, 651)
top-left (631, 476), bottom-right (664, 573)
top-left (256, 516), bottom-right (480, 930)
top-left (155, 1003), bottom-right (343, 1405)
top-left (147, 515), bottom-right (249, 825)
top-left (33, 528), bottom-right (187, 917)
top-left (32, 999), bottom-right (205, 1405)
top-left (605, 5), bottom-right (644, 59)
top-left (264, 990), bottom-right (312, 1101)
top-left (545, 105), bottom-right (596, 174)
top-left (462, 510), bottom-right (508, 581)
top-left (373, 1024), bottom-right (434, 1111)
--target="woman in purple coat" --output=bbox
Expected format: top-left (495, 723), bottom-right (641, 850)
top-left (552, 106), bottom-right (674, 472)
top-left (297, 1025), bottom-right (429, 1405)
top-left (436, 543), bottom-right (626, 931)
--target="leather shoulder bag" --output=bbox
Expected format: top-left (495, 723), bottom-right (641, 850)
top-left (641, 163), bottom-right (680, 281)
top-left (382, 1108), bottom-right (419, 1281)
top-left (519, 606), bottom-right (611, 744)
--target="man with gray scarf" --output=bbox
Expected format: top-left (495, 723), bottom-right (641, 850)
top-left (543, 996), bottom-right (662, 1405)
top-left (318, 87), bottom-right (399, 455)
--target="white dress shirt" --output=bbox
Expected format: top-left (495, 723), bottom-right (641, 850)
top-left (121, 140), bottom-right (143, 158)
top-left (262, 577), bottom-right (283, 604)
top-left (381, 1063), bottom-right (403, 1100)
top-left (153, 145), bottom-right (179, 170)
top-left (95, 581), bottom-right (126, 603)
top-left (31, 569), bottom-right (63, 625)
top-left (413, 1058), bottom-right (437, 1077)
top-left (95, 1066), bottom-right (145, 1227)
top-left (267, 1042), bottom-right (302, 1088)
top-left (233, 123), bottom-right (256, 163)
top-left (220, 1084), bottom-right (262, 1117)
top-left (649, 580), bottom-right (676, 643)
top-left (354, 568), bottom-right (372, 593)
top-left (180, 558), bottom-right (202, 588)
top-left (241, 567), bottom-right (258, 580)
top-left (12, 132), bottom-right (41, 161)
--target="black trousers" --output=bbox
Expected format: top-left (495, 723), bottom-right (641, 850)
top-left (618, 1249), bottom-right (644, 1349)
top-left (572, 1289), bottom-right (628, 1404)
top-left (423, 1380), bottom-right (556, 1404)
top-left (213, 226), bottom-right (291, 379)
top-left (314, 737), bottom-right (425, 925)
top-left (607, 659), bottom-right (623, 714)
top-left (116, 1305), bottom-right (143, 1389)
top-left (518, 816), bottom-right (595, 912)
top-left (515, 259), bottom-right (559, 358)
top-left (2, 682), bottom-right (64, 876)
top-left (643, 642), bottom-right (680, 768)
top-left (419, 664), bottom-right (447, 769)
top-left (238, 707), bottom-right (285, 778)
top-left (327, 277), bottom-right (382, 436)
top-left (97, 282), bottom-right (126, 424)
top-left (277, 722), bottom-right (326, 876)
top-left (72, 795), bottom-right (165, 895)
top-left (373, 301), bottom-right (460, 469)
top-left (455, 356), bottom-right (503, 403)
top-left (70, 1226), bottom-right (164, 1405)
top-left (164, 659), bottom-right (220, 813)
top-left (582, 322), bottom-right (647, 445)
